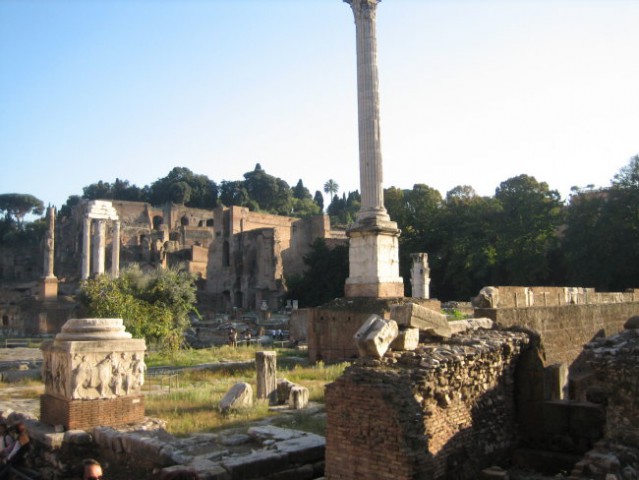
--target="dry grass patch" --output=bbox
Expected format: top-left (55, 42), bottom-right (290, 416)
top-left (145, 360), bottom-right (348, 436)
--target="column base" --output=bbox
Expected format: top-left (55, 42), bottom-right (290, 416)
top-left (345, 281), bottom-right (405, 298)
top-left (40, 394), bottom-right (145, 430)
top-left (40, 277), bottom-right (59, 302)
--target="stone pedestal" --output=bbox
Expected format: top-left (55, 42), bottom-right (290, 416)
top-left (345, 222), bottom-right (404, 298)
top-left (40, 318), bottom-right (146, 430)
top-left (40, 276), bottom-right (59, 302)
top-left (256, 351), bottom-right (277, 404)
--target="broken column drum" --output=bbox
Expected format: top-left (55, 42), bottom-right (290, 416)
top-left (256, 351), bottom-right (277, 403)
top-left (343, 0), bottom-right (404, 298)
top-left (40, 318), bottom-right (146, 430)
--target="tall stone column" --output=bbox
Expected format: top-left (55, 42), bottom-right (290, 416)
top-left (344, 0), bottom-right (404, 298)
top-left (41, 207), bottom-right (59, 302)
top-left (347, 0), bottom-right (388, 224)
top-left (410, 253), bottom-right (430, 299)
top-left (81, 217), bottom-right (92, 280)
top-left (93, 219), bottom-right (106, 276)
top-left (111, 220), bottom-right (121, 278)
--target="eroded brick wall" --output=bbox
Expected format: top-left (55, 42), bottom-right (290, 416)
top-left (325, 329), bottom-right (530, 480)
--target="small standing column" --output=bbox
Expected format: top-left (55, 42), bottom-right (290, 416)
top-left (81, 217), bottom-right (92, 280)
top-left (256, 351), bottom-right (277, 404)
top-left (41, 207), bottom-right (59, 302)
top-left (93, 219), bottom-right (106, 276)
top-left (410, 253), bottom-right (430, 299)
top-left (111, 220), bottom-right (121, 278)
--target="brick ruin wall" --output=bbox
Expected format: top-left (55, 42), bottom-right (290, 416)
top-left (307, 297), bottom-right (441, 363)
top-left (325, 329), bottom-right (531, 480)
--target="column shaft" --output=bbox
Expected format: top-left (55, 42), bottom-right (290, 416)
top-left (93, 219), bottom-right (106, 276)
top-left (111, 221), bottom-right (121, 278)
top-left (81, 218), bottom-right (92, 280)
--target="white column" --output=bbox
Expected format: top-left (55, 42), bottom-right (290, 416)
top-left (81, 217), bottom-right (92, 280)
top-left (347, 0), bottom-right (389, 224)
top-left (93, 219), bottom-right (106, 276)
top-left (111, 220), bottom-right (121, 278)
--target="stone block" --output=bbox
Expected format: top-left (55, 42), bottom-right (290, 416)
top-left (219, 382), bottom-right (253, 412)
top-left (288, 386), bottom-right (309, 410)
top-left (275, 434), bottom-right (325, 464)
top-left (390, 327), bottom-right (419, 351)
top-left (390, 303), bottom-right (451, 338)
top-left (353, 315), bottom-right (398, 358)
top-left (276, 379), bottom-right (296, 405)
top-left (221, 449), bottom-right (288, 479)
top-left (449, 317), bottom-right (494, 335)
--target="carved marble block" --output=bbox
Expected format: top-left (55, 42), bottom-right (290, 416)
top-left (41, 318), bottom-right (146, 401)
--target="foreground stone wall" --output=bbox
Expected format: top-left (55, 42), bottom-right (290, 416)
top-left (477, 302), bottom-right (639, 368)
top-left (307, 297), bottom-right (441, 363)
top-left (585, 327), bottom-right (639, 448)
top-left (325, 329), bottom-right (530, 480)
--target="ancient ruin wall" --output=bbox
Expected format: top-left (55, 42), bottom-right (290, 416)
top-left (477, 302), bottom-right (639, 367)
top-left (585, 328), bottom-right (639, 448)
top-left (325, 329), bottom-right (530, 480)
top-left (307, 298), bottom-right (441, 363)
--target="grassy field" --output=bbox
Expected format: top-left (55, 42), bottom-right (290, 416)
top-left (145, 353), bottom-right (348, 437)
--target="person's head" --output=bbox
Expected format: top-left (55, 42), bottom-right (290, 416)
top-left (0, 423), bottom-right (7, 434)
top-left (14, 422), bottom-right (26, 434)
top-left (83, 458), bottom-right (103, 480)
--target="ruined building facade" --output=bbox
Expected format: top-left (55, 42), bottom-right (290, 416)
top-left (0, 200), bottom-right (344, 319)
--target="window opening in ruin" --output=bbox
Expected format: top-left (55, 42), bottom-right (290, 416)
top-left (1, 315), bottom-right (8, 327)
top-left (198, 220), bottom-right (204, 227)
top-left (206, 219), bottom-right (214, 227)
top-left (181, 216), bottom-right (189, 226)
top-left (223, 210), bottom-right (230, 237)
top-left (223, 241), bottom-right (230, 267)
top-left (234, 291), bottom-right (243, 308)
top-left (153, 216), bottom-right (164, 230)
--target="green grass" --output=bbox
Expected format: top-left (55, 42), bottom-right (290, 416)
top-left (145, 359), bottom-right (348, 436)
top-left (146, 345), bottom-right (301, 368)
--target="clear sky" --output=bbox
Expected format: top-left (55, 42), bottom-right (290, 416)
top-left (1, 0), bottom-right (638, 211)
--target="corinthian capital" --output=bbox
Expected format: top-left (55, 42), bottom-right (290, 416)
top-left (344, 0), bottom-right (380, 21)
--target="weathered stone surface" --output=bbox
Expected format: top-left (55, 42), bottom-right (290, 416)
top-left (221, 449), bottom-right (288, 479)
top-left (219, 382), bottom-right (253, 412)
top-left (472, 286), bottom-right (500, 308)
top-left (353, 315), bottom-right (398, 359)
top-left (277, 379), bottom-right (296, 405)
top-left (256, 351), bottom-right (277, 403)
top-left (288, 386), bottom-right (309, 410)
top-left (480, 466), bottom-right (509, 479)
top-left (449, 317), bottom-right (494, 335)
top-left (390, 303), bottom-right (452, 338)
top-left (390, 327), bottom-right (419, 351)
top-left (276, 434), bottom-right (326, 464)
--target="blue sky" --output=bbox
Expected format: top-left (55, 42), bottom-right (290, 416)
top-left (1, 0), bottom-right (638, 211)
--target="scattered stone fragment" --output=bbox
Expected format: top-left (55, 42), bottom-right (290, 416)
top-left (353, 314), bottom-right (398, 359)
top-left (390, 303), bottom-right (452, 338)
top-left (276, 378), bottom-right (296, 405)
top-left (288, 385), bottom-right (309, 410)
top-left (219, 382), bottom-right (253, 412)
top-left (390, 327), bottom-right (419, 351)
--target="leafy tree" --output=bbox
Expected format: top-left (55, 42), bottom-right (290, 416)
top-left (219, 180), bottom-right (250, 207)
top-left (82, 178), bottom-right (145, 202)
top-left (79, 265), bottom-right (199, 353)
top-left (323, 179), bottom-right (339, 200)
top-left (0, 193), bottom-right (44, 227)
top-left (148, 167), bottom-right (218, 209)
top-left (286, 238), bottom-right (348, 307)
top-left (59, 195), bottom-right (82, 219)
top-left (243, 164), bottom-right (292, 215)
top-left (327, 191), bottom-right (360, 228)
top-left (313, 190), bottom-right (324, 211)
top-left (292, 179), bottom-right (312, 200)
top-left (493, 175), bottom-right (563, 285)
top-left (291, 197), bottom-right (321, 217)
top-left (612, 155), bottom-right (639, 189)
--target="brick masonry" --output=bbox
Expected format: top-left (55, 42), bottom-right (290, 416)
top-left (325, 329), bottom-right (530, 480)
top-left (307, 297), bottom-right (441, 363)
top-left (40, 394), bottom-right (145, 430)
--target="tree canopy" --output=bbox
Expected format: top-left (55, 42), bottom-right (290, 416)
top-left (0, 193), bottom-right (44, 226)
